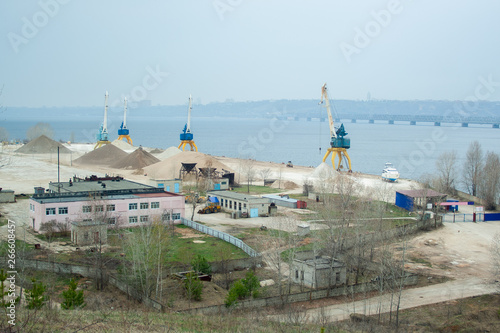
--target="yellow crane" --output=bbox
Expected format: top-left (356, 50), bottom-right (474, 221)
top-left (319, 83), bottom-right (352, 172)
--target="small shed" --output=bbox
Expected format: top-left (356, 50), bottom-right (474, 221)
top-left (71, 221), bottom-right (108, 246)
top-left (291, 256), bottom-right (346, 289)
top-left (0, 189), bottom-right (15, 203)
top-left (395, 189), bottom-right (447, 211)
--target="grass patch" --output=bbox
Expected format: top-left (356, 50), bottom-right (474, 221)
top-left (0, 239), bottom-right (31, 256)
top-left (167, 233), bottom-right (248, 263)
top-left (409, 256), bottom-right (433, 267)
top-left (231, 185), bottom-right (282, 195)
top-left (0, 218), bottom-right (8, 227)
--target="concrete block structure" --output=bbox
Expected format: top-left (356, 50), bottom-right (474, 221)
top-left (207, 190), bottom-right (270, 218)
top-left (30, 176), bottom-right (185, 232)
top-left (71, 221), bottom-right (108, 246)
top-left (291, 256), bottom-right (346, 289)
top-left (0, 189), bottom-right (15, 203)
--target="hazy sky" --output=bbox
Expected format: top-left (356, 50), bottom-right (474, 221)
top-left (2, 0), bottom-right (500, 107)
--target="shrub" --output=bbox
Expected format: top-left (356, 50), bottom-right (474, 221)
top-left (225, 271), bottom-right (260, 307)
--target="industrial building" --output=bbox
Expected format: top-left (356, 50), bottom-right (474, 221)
top-left (291, 256), bottom-right (346, 289)
top-left (30, 176), bottom-right (185, 232)
top-left (395, 189), bottom-right (447, 211)
top-left (207, 191), bottom-right (270, 217)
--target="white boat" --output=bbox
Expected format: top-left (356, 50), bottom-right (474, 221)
top-left (382, 162), bottom-right (399, 182)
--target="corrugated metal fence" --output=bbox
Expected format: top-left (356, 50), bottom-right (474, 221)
top-left (181, 217), bottom-right (260, 257)
top-left (442, 213), bottom-right (484, 222)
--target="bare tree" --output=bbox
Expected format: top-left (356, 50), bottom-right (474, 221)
top-left (490, 232), bottom-right (500, 290)
top-left (463, 141), bottom-right (483, 196)
top-left (242, 159), bottom-right (256, 193)
top-left (435, 150), bottom-right (458, 195)
top-left (126, 217), bottom-right (172, 299)
top-left (259, 168), bottom-right (272, 184)
top-left (0, 127), bottom-right (8, 142)
top-left (479, 151), bottom-right (500, 210)
top-left (26, 122), bottom-right (54, 141)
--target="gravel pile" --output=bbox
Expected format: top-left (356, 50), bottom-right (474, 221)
top-left (16, 135), bottom-right (71, 154)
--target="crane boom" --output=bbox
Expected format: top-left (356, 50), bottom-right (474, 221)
top-left (103, 91), bottom-right (109, 132)
top-left (320, 83), bottom-right (336, 138)
top-left (186, 94), bottom-right (192, 133)
top-left (123, 97), bottom-right (127, 128)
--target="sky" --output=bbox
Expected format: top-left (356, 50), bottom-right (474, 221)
top-left (1, 0), bottom-right (500, 107)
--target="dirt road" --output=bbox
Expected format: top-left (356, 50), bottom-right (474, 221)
top-left (276, 277), bottom-right (497, 323)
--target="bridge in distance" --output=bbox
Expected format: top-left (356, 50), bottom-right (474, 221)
top-left (279, 114), bottom-right (500, 128)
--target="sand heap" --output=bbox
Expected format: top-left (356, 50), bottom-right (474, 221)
top-left (149, 148), bottom-right (164, 154)
top-left (156, 146), bottom-right (182, 160)
top-left (310, 162), bottom-right (337, 179)
top-left (111, 139), bottom-right (136, 152)
top-left (111, 147), bottom-right (160, 170)
top-left (73, 144), bottom-right (128, 166)
top-left (144, 151), bottom-right (233, 179)
top-left (16, 135), bottom-right (71, 154)
top-left (270, 180), bottom-right (299, 190)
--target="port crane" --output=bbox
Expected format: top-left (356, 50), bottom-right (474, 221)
top-left (319, 83), bottom-right (352, 172)
top-left (117, 98), bottom-right (133, 145)
top-left (178, 95), bottom-right (198, 151)
top-left (94, 91), bottom-right (111, 149)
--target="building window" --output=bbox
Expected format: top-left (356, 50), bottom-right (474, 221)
top-left (238, 202), bottom-right (242, 211)
top-left (151, 202), bottom-right (160, 209)
top-left (45, 208), bottom-right (56, 215)
top-left (140, 215), bottom-right (149, 223)
top-left (83, 219), bottom-right (92, 222)
top-left (95, 205), bottom-right (104, 212)
top-left (162, 213), bottom-right (170, 221)
top-left (295, 270), bottom-right (299, 279)
top-left (58, 207), bottom-right (68, 215)
top-left (172, 213), bottom-right (181, 220)
top-left (106, 204), bottom-right (115, 211)
top-left (129, 203), bottom-right (137, 210)
top-left (229, 201), bottom-right (232, 209)
top-left (220, 199), bottom-right (224, 206)
top-left (244, 203), bottom-right (247, 209)
top-left (82, 206), bottom-right (92, 213)
top-left (107, 217), bottom-right (116, 225)
top-left (140, 202), bottom-right (149, 209)
top-left (129, 216), bottom-right (138, 224)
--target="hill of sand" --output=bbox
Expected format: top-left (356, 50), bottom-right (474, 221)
top-left (111, 139), bottom-right (136, 152)
top-left (310, 162), bottom-right (337, 179)
top-left (144, 151), bottom-right (233, 179)
top-left (111, 147), bottom-right (160, 170)
top-left (149, 148), bottom-right (164, 154)
top-left (73, 144), bottom-right (128, 166)
top-left (16, 135), bottom-right (72, 154)
top-left (156, 146), bottom-right (182, 160)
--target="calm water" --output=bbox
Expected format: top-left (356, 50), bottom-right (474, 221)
top-left (3, 116), bottom-right (500, 181)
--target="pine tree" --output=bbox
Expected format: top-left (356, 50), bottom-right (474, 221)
top-left (25, 279), bottom-right (46, 309)
top-left (61, 278), bottom-right (85, 310)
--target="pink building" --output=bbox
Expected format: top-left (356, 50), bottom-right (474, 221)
top-left (29, 176), bottom-right (185, 232)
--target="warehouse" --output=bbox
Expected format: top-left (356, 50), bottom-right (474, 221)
top-left (207, 190), bottom-right (270, 217)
